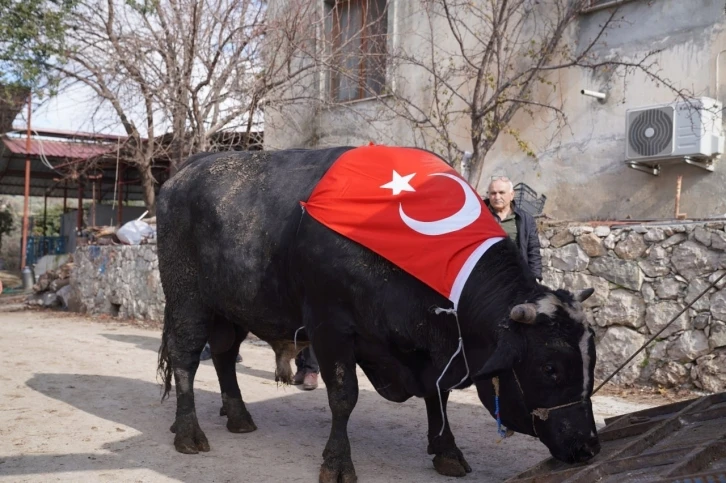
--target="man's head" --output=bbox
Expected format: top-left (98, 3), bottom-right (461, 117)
top-left (488, 177), bottom-right (514, 211)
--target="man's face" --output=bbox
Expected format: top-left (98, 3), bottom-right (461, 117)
top-left (488, 179), bottom-right (514, 210)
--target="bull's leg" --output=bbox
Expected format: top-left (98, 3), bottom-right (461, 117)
top-left (312, 311), bottom-right (359, 483)
top-left (211, 323), bottom-right (257, 433)
top-left (425, 392), bottom-right (472, 477)
top-left (166, 301), bottom-right (211, 454)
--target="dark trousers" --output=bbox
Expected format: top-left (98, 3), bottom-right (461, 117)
top-left (295, 346), bottom-right (319, 374)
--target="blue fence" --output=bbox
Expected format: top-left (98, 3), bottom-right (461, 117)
top-left (25, 236), bottom-right (68, 267)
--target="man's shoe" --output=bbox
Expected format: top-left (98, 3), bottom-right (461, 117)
top-left (303, 372), bottom-right (318, 390)
top-left (292, 370), bottom-right (306, 385)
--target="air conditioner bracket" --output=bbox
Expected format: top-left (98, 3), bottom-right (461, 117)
top-left (627, 162), bottom-right (661, 176)
top-left (683, 157), bottom-right (715, 172)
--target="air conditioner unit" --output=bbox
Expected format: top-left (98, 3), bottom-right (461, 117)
top-left (625, 97), bottom-right (724, 175)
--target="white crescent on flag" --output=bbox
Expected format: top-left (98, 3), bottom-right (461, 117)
top-left (399, 173), bottom-right (482, 236)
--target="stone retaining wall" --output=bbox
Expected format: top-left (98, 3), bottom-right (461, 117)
top-left (71, 245), bottom-right (165, 321)
top-left (541, 221), bottom-right (726, 392)
top-left (70, 221), bottom-right (726, 391)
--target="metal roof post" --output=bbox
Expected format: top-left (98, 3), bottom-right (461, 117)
top-left (20, 95), bottom-right (31, 270)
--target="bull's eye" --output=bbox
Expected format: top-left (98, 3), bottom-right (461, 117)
top-left (543, 364), bottom-right (557, 379)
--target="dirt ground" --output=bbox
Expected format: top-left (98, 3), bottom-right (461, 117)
top-left (0, 310), bottom-right (692, 482)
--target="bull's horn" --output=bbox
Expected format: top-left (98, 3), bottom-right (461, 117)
top-left (574, 288), bottom-right (595, 302)
top-left (510, 303), bottom-right (537, 324)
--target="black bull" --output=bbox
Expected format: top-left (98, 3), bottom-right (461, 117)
top-left (156, 148), bottom-right (601, 482)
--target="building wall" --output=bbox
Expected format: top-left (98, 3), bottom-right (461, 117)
top-left (265, 0), bottom-right (726, 220)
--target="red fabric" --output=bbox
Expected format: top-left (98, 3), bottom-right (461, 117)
top-left (302, 145), bottom-right (505, 304)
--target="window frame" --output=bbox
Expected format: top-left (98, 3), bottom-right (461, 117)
top-left (324, 0), bottom-right (389, 103)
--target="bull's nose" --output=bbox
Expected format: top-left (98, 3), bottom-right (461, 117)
top-left (574, 437), bottom-right (601, 463)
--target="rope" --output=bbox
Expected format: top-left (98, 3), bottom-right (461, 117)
top-left (493, 376), bottom-right (507, 438)
top-left (432, 306), bottom-right (471, 436)
top-left (293, 326), bottom-right (305, 351)
top-left (593, 269), bottom-right (726, 394)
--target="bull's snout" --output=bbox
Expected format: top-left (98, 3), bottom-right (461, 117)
top-left (569, 436), bottom-right (601, 463)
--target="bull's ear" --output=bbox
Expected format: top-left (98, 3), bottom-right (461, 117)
top-left (473, 336), bottom-right (523, 381)
top-left (574, 288), bottom-right (595, 303)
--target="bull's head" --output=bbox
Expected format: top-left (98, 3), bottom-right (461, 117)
top-left (472, 288), bottom-right (600, 464)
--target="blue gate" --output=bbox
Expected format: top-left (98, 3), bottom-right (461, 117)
top-left (25, 236), bottom-right (68, 267)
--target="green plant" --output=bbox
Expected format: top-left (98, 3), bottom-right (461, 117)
top-left (0, 203), bottom-right (14, 250)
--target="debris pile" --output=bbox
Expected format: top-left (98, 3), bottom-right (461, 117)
top-left (26, 256), bottom-right (74, 308)
top-left (80, 216), bottom-right (157, 246)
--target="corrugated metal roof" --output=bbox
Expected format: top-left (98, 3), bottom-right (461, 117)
top-left (2, 137), bottom-right (114, 159)
top-left (506, 392), bottom-right (726, 483)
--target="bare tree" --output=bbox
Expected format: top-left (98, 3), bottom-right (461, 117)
top-left (381, 0), bottom-right (690, 183)
top-left (271, 0), bottom-right (688, 186)
top-left (48, 0), bottom-right (316, 213)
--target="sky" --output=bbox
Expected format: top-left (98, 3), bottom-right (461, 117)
top-left (14, 83), bottom-right (126, 135)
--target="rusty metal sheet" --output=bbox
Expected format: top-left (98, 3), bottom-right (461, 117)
top-left (506, 393), bottom-right (726, 483)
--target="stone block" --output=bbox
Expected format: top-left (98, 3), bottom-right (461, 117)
top-left (551, 244), bottom-right (590, 272)
top-left (645, 302), bottom-right (689, 338)
top-left (709, 321), bottom-right (726, 349)
top-left (662, 233), bottom-right (687, 249)
top-left (651, 361), bottom-right (689, 387)
top-left (594, 226), bottom-right (611, 237)
top-left (588, 257), bottom-right (643, 291)
top-left (595, 326), bottom-right (646, 385)
top-left (577, 233), bottom-right (607, 257)
top-left (615, 233), bottom-right (647, 260)
top-left (639, 260), bottom-right (670, 278)
top-left (542, 269), bottom-right (563, 290)
top-left (550, 230), bottom-right (575, 248)
top-left (667, 330), bottom-right (710, 362)
top-left (711, 289), bottom-right (726, 321)
top-left (712, 231), bottom-right (726, 251)
top-left (686, 278), bottom-right (713, 312)
top-left (693, 350), bottom-right (726, 392)
top-left (671, 241), bottom-right (722, 280)
top-left (597, 289), bottom-right (645, 328)
top-left (693, 227), bottom-right (712, 247)
top-left (654, 277), bottom-right (686, 300)
top-left (562, 272), bottom-right (609, 308)
top-left (568, 226), bottom-right (594, 236)
top-left (644, 227), bottom-right (666, 242)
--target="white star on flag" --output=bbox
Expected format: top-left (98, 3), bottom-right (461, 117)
top-left (380, 170), bottom-right (416, 196)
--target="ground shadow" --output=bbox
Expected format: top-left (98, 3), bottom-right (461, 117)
top-left (101, 333), bottom-right (279, 381)
top-left (11, 373), bottom-right (548, 482)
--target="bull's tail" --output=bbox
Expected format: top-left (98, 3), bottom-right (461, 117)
top-left (157, 322), bottom-right (173, 401)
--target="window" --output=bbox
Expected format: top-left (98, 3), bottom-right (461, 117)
top-left (324, 0), bottom-right (388, 102)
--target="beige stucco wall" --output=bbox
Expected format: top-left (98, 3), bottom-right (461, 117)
top-left (265, 0), bottom-right (726, 220)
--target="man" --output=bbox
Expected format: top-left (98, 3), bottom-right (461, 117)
top-left (292, 346), bottom-right (319, 390)
top-left (485, 176), bottom-right (542, 280)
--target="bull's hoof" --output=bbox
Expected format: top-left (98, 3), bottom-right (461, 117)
top-left (171, 415), bottom-right (210, 454)
top-left (227, 417), bottom-right (257, 433)
top-left (432, 450), bottom-right (472, 477)
top-left (319, 462), bottom-right (357, 483)
top-left (173, 431), bottom-right (210, 454)
top-left (224, 396), bottom-right (257, 433)
top-left (219, 405), bottom-right (226, 417)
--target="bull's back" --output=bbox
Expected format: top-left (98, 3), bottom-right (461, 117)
top-left (157, 147), bottom-right (352, 329)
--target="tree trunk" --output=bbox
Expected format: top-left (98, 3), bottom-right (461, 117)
top-left (139, 162), bottom-right (157, 216)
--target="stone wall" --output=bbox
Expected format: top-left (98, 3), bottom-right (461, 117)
top-left (70, 222), bottom-right (726, 392)
top-left (71, 245), bottom-right (165, 322)
top-left (541, 221), bottom-right (726, 392)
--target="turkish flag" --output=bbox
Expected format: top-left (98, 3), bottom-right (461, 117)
top-left (302, 145), bottom-right (506, 307)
